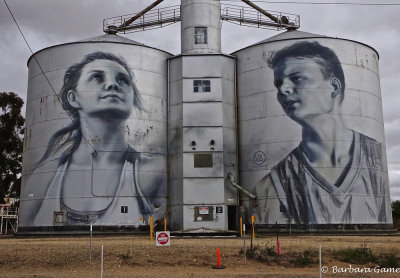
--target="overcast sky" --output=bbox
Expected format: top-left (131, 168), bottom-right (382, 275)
top-left (1, 0), bottom-right (399, 200)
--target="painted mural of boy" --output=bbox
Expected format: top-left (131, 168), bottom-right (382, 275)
top-left (256, 41), bottom-right (390, 225)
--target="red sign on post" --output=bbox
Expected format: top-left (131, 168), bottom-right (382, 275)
top-left (156, 231), bottom-right (170, 246)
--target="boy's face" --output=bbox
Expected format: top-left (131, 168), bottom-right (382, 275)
top-left (274, 56), bottom-right (336, 122)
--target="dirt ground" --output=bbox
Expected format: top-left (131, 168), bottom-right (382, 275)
top-left (0, 234), bottom-right (399, 277)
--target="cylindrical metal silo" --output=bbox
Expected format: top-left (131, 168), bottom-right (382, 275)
top-left (19, 34), bottom-right (171, 230)
top-left (181, 0), bottom-right (222, 54)
top-left (234, 30), bottom-right (392, 229)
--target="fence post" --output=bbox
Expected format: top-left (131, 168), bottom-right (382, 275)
top-left (100, 245), bottom-right (104, 278)
top-left (0, 207), bottom-right (3, 234)
top-left (150, 216), bottom-right (153, 240)
top-left (89, 224), bottom-right (92, 264)
top-left (251, 215), bottom-right (255, 239)
top-left (240, 217), bottom-right (242, 236)
top-left (243, 224), bottom-right (246, 264)
top-left (319, 243), bottom-right (322, 278)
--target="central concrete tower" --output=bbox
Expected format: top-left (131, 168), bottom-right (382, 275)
top-left (168, 0), bottom-right (238, 232)
top-left (181, 0), bottom-right (221, 54)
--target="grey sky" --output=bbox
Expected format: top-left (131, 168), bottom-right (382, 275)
top-left (1, 0), bottom-right (399, 200)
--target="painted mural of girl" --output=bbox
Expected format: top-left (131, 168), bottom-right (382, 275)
top-left (21, 52), bottom-right (166, 226)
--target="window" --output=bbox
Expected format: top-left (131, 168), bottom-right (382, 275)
top-left (194, 153), bottom-right (213, 168)
top-left (194, 27), bottom-right (207, 44)
top-left (193, 80), bottom-right (211, 93)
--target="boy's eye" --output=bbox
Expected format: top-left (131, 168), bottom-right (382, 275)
top-left (290, 75), bottom-right (304, 83)
top-left (274, 79), bottom-right (283, 88)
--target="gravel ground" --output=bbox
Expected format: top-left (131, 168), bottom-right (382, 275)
top-left (0, 234), bottom-right (399, 277)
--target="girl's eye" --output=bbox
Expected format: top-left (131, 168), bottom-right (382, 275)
top-left (89, 73), bottom-right (104, 83)
top-left (117, 74), bottom-right (130, 85)
top-left (117, 76), bottom-right (129, 85)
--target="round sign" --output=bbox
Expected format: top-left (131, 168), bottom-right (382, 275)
top-left (253, 151), bottom-right (266, 166)
top-left (157, 232), bottom-right (169, 245)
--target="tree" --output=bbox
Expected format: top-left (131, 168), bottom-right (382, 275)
top-left (392, 200), bottom-right (400, 224)
top-left (0, 92), bottom-right (24, 204)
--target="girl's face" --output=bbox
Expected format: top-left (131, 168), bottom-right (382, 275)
top-left (68, 59), bottom-right (134, 119)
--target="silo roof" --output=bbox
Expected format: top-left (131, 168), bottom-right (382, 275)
top-left (254, 30), bottom-right (326, 44)
top-left (231, 30), bottom-right (379, 58)
top-left (231, 30), bottom-right (327, 55)
top-left (28, 34), bottom-right (172, 65)
top-left (76, 34), bottom-right (144, 45)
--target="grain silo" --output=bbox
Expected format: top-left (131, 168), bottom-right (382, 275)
top-left (234, 30), bottom-right (393, 230)
top-left (18, 0), bottom-right (393, 233)
top-left (19, 34), bottom-right (171, 231)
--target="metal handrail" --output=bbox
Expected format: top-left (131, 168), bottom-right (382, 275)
top-left (103, 5), bottom-right (181, 34)
top-left (221, 3), bottom-right (300, 30)
top-left (0, 207), bottom-right (19, 234)
top-left (103, 3), bottom-right (299, 34)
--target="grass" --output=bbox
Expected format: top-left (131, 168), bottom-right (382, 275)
top-left (118, 249), bottom-right (132, 261)
top-left (331, 245), bottom-right (377, 264)
top-left (240, 245), bottom-right (277, 261)
top-left (240, 245), bottom-right (316, 267)
top-left (377, 251), bottom-right (400, 268)
top-left (241, 242), bottom-right (400, 269)
top-left (291, 249), bottom-right (316, 267)
top-left (330, 243), bottom-right (400, 267)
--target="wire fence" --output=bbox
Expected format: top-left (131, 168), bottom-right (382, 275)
top-left (1, 234), bottom-right (399, 276)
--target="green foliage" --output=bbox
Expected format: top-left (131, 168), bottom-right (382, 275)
top-left (0, 92), bottom-right (24, 204)
top-left (392, 200), bottom-right (400, 223)
top-left (332, 245), bottom-right (377, 264)
top-left (259, 246), bottom-right (278, 257)
top-left (118, 250), bottom-right (132, 261)
top-left (239, 245), bottom-right (277, 262)
top-left (332, 244), bottom-right (400, 268)
top-left (378, 251), bottom-right (400, 268)
top-left (240, 243), bottom-right (398, 269)
top-left (290, 249), bottom-right (317, 267)
top-left (245, 246), bottom-right (258, 259)
top-left (291, 249), bottom-right (315, 267)
top-left (239, 245), bottom-right (317, 267)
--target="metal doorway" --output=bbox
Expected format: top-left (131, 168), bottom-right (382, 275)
top-left (227, 205), bottom-right (237, 231)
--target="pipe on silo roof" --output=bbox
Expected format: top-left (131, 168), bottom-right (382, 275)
top-left (241, 0), bottom-right (279, 23)
top-left (119, 0), bottom-right (165, 29)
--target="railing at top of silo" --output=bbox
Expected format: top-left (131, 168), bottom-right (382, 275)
top-left (103, 2), bottom-right (299, 34)
top-left (220, 3), bottom-right (300, 31)
top-left (103, 5), bottom-right (181, 34)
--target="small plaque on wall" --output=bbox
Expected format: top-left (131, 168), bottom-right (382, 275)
top-left (194, 153), bottom-right (213, 168)
top-left (194, 206), bottom-right (214, 221)
top-left (199, 206), bottom-right (209, 215)
top-left (121, 206), bottom-right (128, 213)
